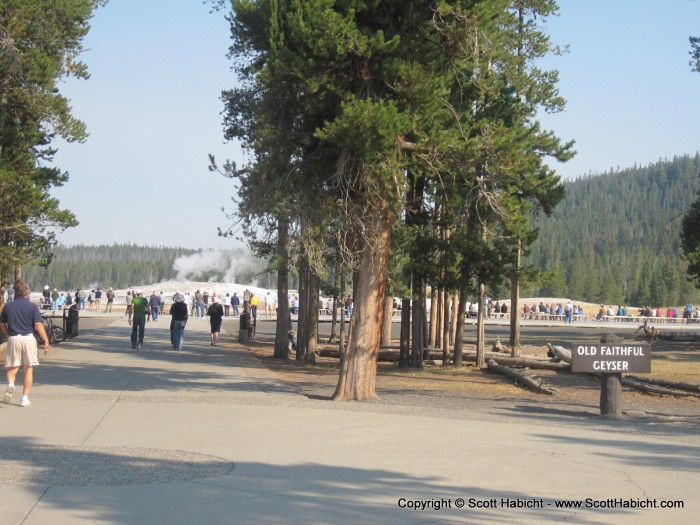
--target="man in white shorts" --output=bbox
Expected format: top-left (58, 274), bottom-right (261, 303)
top-left (0, 282), bottom-right (50, 407)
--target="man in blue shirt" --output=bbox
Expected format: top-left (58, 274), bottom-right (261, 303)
top-left (0, 282), bottom-right (50, 407)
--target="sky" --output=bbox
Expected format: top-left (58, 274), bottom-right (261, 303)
top-left (51, 0), bottom-right (700, 250)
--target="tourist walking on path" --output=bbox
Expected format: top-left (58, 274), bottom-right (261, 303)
top-left (125, 291), bottom-right (133, 323)
top-left (207, 297), bottom-right (224, 346)
top-left (232, 293), bottom-right (240, 316)
top-left (105, 288), bottom-right (114, 313)
top-left (149, 291), bottom-right (161, 322)
top-left (250, 293), bottom-right (259, 320)
top-left (264, 292), bottom-right (275, 318)
top-left (224, 293), bottom-right (231, 316)
top-left (0, 282), bottom-right (50, 407)
top-left (130, 290), bottom-right (149, 350)
top-left (195, 290), bottom-right (205, 319)
top-left (169, 293), bottom-right (188, 351)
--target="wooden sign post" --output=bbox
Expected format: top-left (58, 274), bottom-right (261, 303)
top-left (571, 338), bottom-right (651, 417)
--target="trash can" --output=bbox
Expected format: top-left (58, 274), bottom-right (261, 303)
top-left (64, 304), bottom-right (79, 337)
top-left (239, 312), bottom-right (253, 343)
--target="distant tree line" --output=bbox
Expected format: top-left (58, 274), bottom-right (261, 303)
top-left (20, 244), bottom-right (198, 290)
top-left (17, 243), bottom-right (292, 292)
top-left (524, 154), bottom-right (700, 307)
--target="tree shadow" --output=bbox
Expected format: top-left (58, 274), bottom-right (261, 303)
top-left (35, 324), bottom-right (296, 395)
top-left (1, 437), bottom-right (614, 524)
top-left (497, 405), bottom-right (700, 442)
top-left (530, 432), bottom-right (700, 473)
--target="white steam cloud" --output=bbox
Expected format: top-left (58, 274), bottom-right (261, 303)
top-left (173, 248), bottom-right (264, 283)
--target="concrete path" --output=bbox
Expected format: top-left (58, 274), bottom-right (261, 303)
top-left (1, 316), bottom-right (698, 524)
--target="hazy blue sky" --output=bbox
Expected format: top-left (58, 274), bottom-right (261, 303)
top-left (52, 0), bottom-right (700, 250)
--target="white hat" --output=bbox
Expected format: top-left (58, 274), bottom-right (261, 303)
top-left (136, 289), bottom-right (144, 295)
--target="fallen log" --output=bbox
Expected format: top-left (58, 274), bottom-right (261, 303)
top-left (481, 355), bottom-right (569, 371)
top-left (486, 359), bottom-right (556, 395)
top-left (546, 343), bottom-right (572, 364)
top-left (621, 377), bottom-right (700, 398)
top-left (625, 375), bottom-right (700, 393)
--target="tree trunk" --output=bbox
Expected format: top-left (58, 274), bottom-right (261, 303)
top-left (274, 215), bottom-right (290, 359)
top-left (441, 290), bottom-right (451, 365)
top-left (476, 282), bottom-right (486, 367)
top-left (381, 294), bottom-right (393, 346)
top-left (452, 288), bottom-right (468, 366)
top-left (410, 273), bottom-right (424, 368)
top-left (399, 295), bottom-right (411, 368)
top-left (14, 263), bottom-right (21, 283)
top-left (509, 240), bottom-right (521, 355)
top-left (428, 286), bottom-right (438, 349)
top-left (328, 271), bottom-right (339, 343)
top-left (296, 257), bottom-right (309, 361)
top-left (304, 273), bottom-right (319, 364)
top-left (450, 291), bottom-right (458, 347)
top-left (333, 209), bottom-right (391, 401)
top-left (338, 271), bottom-right (346, 357)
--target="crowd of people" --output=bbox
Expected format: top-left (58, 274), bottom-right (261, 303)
top-left (596, 303), bottom-right (700, 323)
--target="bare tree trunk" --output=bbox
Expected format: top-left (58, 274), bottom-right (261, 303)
top-left (410, 274), bottom-right (424, 368)
top-left (304, 273), bottom-right (319, 364)
top-left (441, 290), bottom-right (451, 365)
top-left (338, 271), bottom-right (346, 356)
top-left (450, 291), bottom-right (459, 346)
top-left (399, 295), bottom-right (410, 368)
top-left (428, 286), bottom-right (438, 349)
top-left (328, 271), bottom-right (339, 343)
top-left (452, 288), bottom-right (468, 366)
top-left (14, 263), bottom-right (21, 284)
top-left (476, 282), bottom-right (486, 367)
top-left (274, 216), bottom-right (290, 359)
top-left (296, 257), bottom-right (309, 361)
top-left (422, 283), bottom-right (429, 352)
top-left (381, 294), bottom-right (393, 346)
top-left (333, 209), bottom-right (391, 401)
top-left (509, 240), bottom-right (521, 356)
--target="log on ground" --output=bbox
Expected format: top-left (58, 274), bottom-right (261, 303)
top-left (486, 359), bottom-right (556, 395)
top-left (546, 344), bottom-right (572, 364)
top-left (621, 377), bottom-right (700, 398)
top-left (625, 375), bottom-right (700, 393)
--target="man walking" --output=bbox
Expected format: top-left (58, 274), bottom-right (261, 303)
top-left (149, 291), bottom-right (161, 322)
top-left (130, 290), bottom-right (149, 350)
top-left (169, 293), bottom-right (188, 351)
top-left (0, 282), bottom-right (50, 407)
top-left (105, 288), bottom-right (114, 313)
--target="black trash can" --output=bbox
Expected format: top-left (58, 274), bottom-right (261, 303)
top-left (64, 304), bottom-right (79, 337)
top-left (239, 312), bottom-right (253, 343)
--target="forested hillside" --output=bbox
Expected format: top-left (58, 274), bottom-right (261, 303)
top-left (525, 154), bottom-right (700, 306)
top-left (22, 245), bottom-right (198, 291)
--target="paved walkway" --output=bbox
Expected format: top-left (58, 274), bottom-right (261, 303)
top-left (1, 316), bottom-right (698, 524)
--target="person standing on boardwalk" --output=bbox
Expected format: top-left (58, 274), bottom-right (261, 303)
top-left (130, 290), bottom-right (149, 350)
top-left (207, 297), bottom-right (224, 346)
top-left (169, 293), bottom-right (188, 351)
top-left (0, 282), bottom-right (50, 407)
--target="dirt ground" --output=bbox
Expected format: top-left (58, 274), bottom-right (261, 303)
top-left (237, 332), bottom-right (700, 421)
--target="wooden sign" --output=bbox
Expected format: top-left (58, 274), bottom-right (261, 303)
top-left (571, 343), bottom-right (651, 374)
